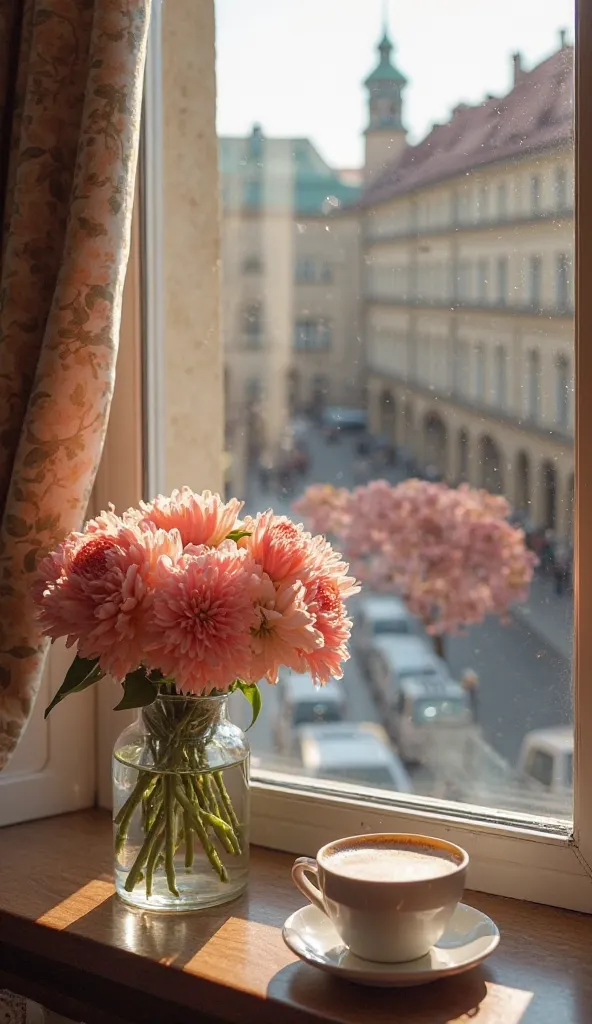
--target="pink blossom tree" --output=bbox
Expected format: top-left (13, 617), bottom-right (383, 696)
top-left (296, 479), bottom-right (537, 657)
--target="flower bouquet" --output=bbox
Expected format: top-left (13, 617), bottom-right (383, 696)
top-left (34, 489), bottom-right (358, 911)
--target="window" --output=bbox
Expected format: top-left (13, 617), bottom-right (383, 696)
top-left (493, 345), bottom-right (508, 408)
top-left (295, 258), bottom-right (316, 283)
top-left (529, 254), bottom-right (542, 307)
top-left (497, 182), bottom-right (508, 219)
top-left (530, 174), bottom-right (541, 213)
top-left (294, 319), bottom-right (332, 351)
top-left (556, 252), bottom-right (572, 309)
top-left (555, 165), bottom-right (568, 209)
top-left (243, 303), bottom-right (263, 346)
top-left (525, 749), bottom-right (554, 789)
top-left (476, 259), bottom-right (488, 302)
top-left (478, 184), bottom-right (488, 221)
top-left (93, 0), bottom-right (590, 918)
top-left (496, 256), bottom-right (509, 304)
top-left (474, 344), bottom-right (486, 401)
top-left (457, 262), bottom-right (471, 301)
top-left (556, 355), bottom-right (570, 428)
top-left (243, 255), bottom-right (262, 274)
top-left (320, 262), bottom-right (333, 283)
top-left (526, 349), bottom-right (540, 420)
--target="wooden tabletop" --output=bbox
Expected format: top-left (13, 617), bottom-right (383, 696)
top-left (0, 810), bottom-right (591, 1024)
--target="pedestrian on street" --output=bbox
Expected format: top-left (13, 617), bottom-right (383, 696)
top-left (461, 668), bottom-right (480, 722)
top-left (553, 541), bottom-right (572, 597)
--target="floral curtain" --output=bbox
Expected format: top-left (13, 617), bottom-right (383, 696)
top-left (0, 0), bottom-right (151, 768)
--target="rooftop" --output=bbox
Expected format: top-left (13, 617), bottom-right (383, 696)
top-left (219, 127), bottom-right (361, 216)
top-left (358, 42), bottom-right (573, 207)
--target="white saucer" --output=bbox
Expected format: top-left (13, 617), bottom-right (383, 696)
top-left (282, 902), bottom-right (499, 988)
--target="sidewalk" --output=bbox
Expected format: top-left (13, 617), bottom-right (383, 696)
top-left (511, 573), bottom-right (573, 662)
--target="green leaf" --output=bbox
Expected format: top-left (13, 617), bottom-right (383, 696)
top-left (235, 681), bottom-right (262, 731)
top-left (226, 529), bottom-right (251, 543)
top-left (45, 656), bottom-right (103, 718)
top-left (114, 667), bottom-right (159, 711)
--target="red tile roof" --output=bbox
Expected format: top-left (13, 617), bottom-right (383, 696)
top-left (357, 45), bottom-right (573, 208)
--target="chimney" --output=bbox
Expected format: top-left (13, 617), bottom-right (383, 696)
top-left (559, 28), bottom-right (568, 49)
top-left (512, 52), bottom-right (523, 86)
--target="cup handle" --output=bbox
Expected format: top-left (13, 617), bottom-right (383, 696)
top-left (292, 857), bottom-right (326, 914)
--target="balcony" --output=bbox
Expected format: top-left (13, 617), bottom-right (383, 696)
top-left (364, 203), bottom-right (574, 245)
top-left (365, 291), bottom-right (574, 319)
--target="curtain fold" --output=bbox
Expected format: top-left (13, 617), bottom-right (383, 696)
top-left (0, 0), bottom-right (151, 768)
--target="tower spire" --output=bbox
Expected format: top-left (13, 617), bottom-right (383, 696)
top-left (363, 11), bottom-right (408, 182)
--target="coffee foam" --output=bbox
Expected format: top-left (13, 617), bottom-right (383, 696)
top-left (325, 840), bottom-right (460, 882)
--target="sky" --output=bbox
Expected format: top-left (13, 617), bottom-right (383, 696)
top-left (215, 0), bottom-right (574, 168)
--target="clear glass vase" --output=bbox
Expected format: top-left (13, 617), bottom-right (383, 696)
top-left (113, 693), bottom-right (249, 912)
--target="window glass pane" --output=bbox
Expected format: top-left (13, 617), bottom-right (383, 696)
top-left (216, 0), bottom-right (574, 821)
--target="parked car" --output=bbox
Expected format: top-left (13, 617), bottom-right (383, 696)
top-left (274, 670), bottom-right (345, 754)
top-left (518, 726), bottom-right (573, 794)
top-left (353, 594), bottom-right (418, 668)
top-left (322, 406), bottom-right (367, 432)
top-left (295, 721), bottom-right (413, 792)
top-left (386, 675), bottom-right (472, 765)
top-left (367, 634), bottom-right (446, 707)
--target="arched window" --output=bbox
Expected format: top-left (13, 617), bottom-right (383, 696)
top-left (515, 451), bottom-right (531, 513)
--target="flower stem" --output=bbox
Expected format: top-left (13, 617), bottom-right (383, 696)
top-left (164, 775), bottom-right (179, 897)
top-left (214, 770), bottom-right (241, 835)
top-left (183, 806), bottom-right (194, 869)
top-left (115, 772), bottom-right (156, 854)
top-left (177, 779), bottom-right (229, 882)
top-left (124, 807), bottom-right (164, 892)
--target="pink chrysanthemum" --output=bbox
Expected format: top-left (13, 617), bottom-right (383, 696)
top-left (298, 574), bottom-right (355, 683)
top-left (249, 575), bottom-right (323, 684)
top-left (34, 519), bottom-right (182, 679)
top-left (240, 511), bottom-right (314, 586)
top-left (145, 545), bottom-right (259, 693)
top-left (135, 488), bottom-right (243, 549)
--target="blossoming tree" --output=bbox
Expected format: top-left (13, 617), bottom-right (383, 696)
top-left (295, 479), bottom-right (536, 656)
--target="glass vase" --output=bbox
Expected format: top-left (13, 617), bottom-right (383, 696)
top-left (112, 693), bottom-right (249, 912)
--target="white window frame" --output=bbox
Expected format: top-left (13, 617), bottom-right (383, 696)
top-left (93, 0), bottom-right (592, 915)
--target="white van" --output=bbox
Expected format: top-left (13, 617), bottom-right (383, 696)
top-left (387, 676), bottom-right (472, 765)
top-left (518, 726), bottom-right (573, 795)
top-left (367, 634), bottom-right (446, 709)
top-left (353, 595), bottom-right (417, 669)
top-left (295, 722), bottom-right (413, 793)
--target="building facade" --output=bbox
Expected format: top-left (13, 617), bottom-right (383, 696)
top-left (361, 36), bottom-right (574, 539)
top-left (219, 128), bottom-right (362, 496)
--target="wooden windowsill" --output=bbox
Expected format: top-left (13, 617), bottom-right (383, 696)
top-left (0, 810), bottom-right (591, 1024)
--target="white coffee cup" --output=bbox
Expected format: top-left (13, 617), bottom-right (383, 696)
top-left (292, 832), bottom-right (469, 963)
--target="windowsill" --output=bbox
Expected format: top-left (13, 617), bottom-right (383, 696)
top-left (0, 810), bottom-right (591, 1024)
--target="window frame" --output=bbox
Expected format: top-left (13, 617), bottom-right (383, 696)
top-left (96, 0), bottom-right (592, 915)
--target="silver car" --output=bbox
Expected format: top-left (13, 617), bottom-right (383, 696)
top-left (295, 721), bottom-right (413, 793)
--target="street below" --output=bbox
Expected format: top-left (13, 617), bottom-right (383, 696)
top-left (233, 420), bottom-right (572, 803)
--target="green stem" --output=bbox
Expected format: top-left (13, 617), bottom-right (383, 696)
top-left (115, 773), bottom-right (157, 855)
top-left (164, 775), bottom-right (179, 897)
top-left (177, 780), bottom-right (229, 882)
top-left (145, 830), bottom-right (165, 897)
top-left (214, 770), bottom-right (241, 835)
top-left (194, 777), bottom-right (238, 855)
top-left (124, 808), bottom-right (164, 892)
top-left (183, 808), bottom-right (194, 869)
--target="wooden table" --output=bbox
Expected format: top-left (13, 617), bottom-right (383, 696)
top-left (0, 810), bottom-right (591, 1024)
